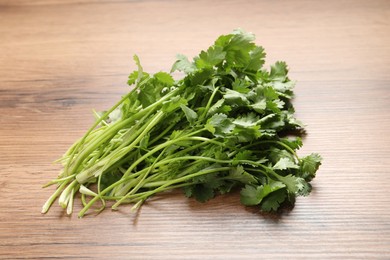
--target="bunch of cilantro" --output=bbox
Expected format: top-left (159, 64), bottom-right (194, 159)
top-left (42, 30), bottom-right (321, 217)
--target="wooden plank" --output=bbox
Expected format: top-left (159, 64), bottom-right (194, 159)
top-left (0, 0), bottom-right (389, 258)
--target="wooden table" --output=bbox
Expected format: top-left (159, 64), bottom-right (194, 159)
top-left (1, 0), bottom-right (389, 258)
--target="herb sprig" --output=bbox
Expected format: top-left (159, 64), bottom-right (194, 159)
top-left (42, 29), bottom-right (321, 217)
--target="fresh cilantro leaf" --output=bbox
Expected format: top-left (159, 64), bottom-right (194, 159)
top-left (205, 113), bottom-right (235, 137)
top-left (250, 98), bottom-right (267, 113)
top-left (246, 46), bottom-right (266, 71)
top-left (154, 72), bottom-right (175, 86)
top-left (161, 96), bottom-right (187, 113)
top-left (240, 180), bottom-right (285, 206)
top-left (273, 81), bottom-right (295, 92)
top-left (275, 174), bottom-right (306, 195)
top-left (232, 151), bottom-right (256, 165)
top-left (240, 185), bottom-right (262, 205)
top-left (195, 45), bottom-right (226, 69)
top-left (180, 104), bottom-right (198, 125)
top-left (273, 157), bottom-right (299, 170)
top-left (280, 137), bottom-right (303, 150)
top-left (223, 30), bottom-right (256, 68)
top-left (232, 78), bottom-right (251, 93)
top-left (99, 171), bottom-right (123, 192)
top-left (232, 124), bottom-right (261, 143)
top-left (268, 148), bottom-right (295, 164)
top-left (270, 61), bottom-right (288, 82)
top-left (192, 184), bottom-right (215, 203)
top-left (190, 69), bottom-right (214, 87)
top-left (171, 54), bottom-right (196, 73)
top-left (299, 153), bottom-right (322, 181)
top-left (207, 99), bottom-right (230, 117)
top-left (223, 89), bottom-right (250, 106)
top-left (233, 112), bottom-right (260, 127)
top-left (227, 165), bottom-right (257, 184)
top-left (127, 71), bottom-right (139, 86)
top-left (127, 55), bottom-right (145, 86)
top-left (260, 188), bottom-right (287, 212)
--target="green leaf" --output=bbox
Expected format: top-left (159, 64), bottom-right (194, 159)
top-left (183, 185), bottom-right (193, 198)
top-left (224, 89), bottom-right (250, 106)
top-left (171, 54), bottom-right (196, 73)
top-left (138, 80), bottom-right (160, 108)
top-left (276, 174), bottom-right (305, 194)
top-left (223, 30), bottom-right (256, 68)
top-left (285, 113), bottom-right (305, 128)
top-left (154, 72), bottom-right (175, 86)
top-left (233, 112), bottom-right (260, 127)
top-left (127, 55), bottom-right (150, 87)
top-left (227, 165), bottom-right (257, 184)
top-left (127, 55), bottom-right (144, 86)
top-left (246, 46), bottom-right (266, 71)
top-left (232, 78), bottom-right (251, 93)
top-left (299, 153), bottom-right (322, 181)
top-left (268, 148), bottom-right (294, 164)
top-left (100, 171), bottom-right (123, 192)
top-left (205, 113), bottom-right (235, 137)
top-left (195, 45), bottom-right (226, 69)
top-left (232, 125), bottom-right (261, 143)
top-left (232, 151), bottom-right (256, 165)
top-left (127, 71), bottom-right (139, 86)
top-left (273, 157), bottom-right (299, 170)
top-left (161, 96), bottom-right (187, 113)
top-left (120, 91), bottom-right (140, 118)
top-left (273, 81), bottom-right (295, 92)
top-left (207, 99), bottom-right (224, 116)
top-left (270, 61), bottom-right (289, 81)
top-left (250, 98), bottom-right (267, 113)
top-left (206, 99), bottom-right (232, 117)
top-left (240, 185), bottom-right (262, 205)
top-left (214, 34), bottom-right (234, 48)
top-left (180, 104), bottom-right (198, 125)
top-left (240, 180), bottom-right (285, 206)
top-left (193, 184), bottom-right (215, 203)
top-left (190, 69), bottom-right (214, 87)
top-left (260, 188), bottom-right (287, 211)
top-left (280, 137), bottom-right (303, 150)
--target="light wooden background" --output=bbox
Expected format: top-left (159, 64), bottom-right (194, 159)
top-left (1, 0), bottom-right (389, 259)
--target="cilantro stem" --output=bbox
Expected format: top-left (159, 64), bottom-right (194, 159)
top-left (120, 131), bottom-right (208, 180)
top-left (66, 89), bottom-right (179, 178)
top-left (75, 110), bottom-right (165, 184)
top-left (111, 147), bottom-right (168, 209)
top-left (41, 179), bottom-right (71, 214)
top-left (122, 166), bottom-right (232, 202)
top-left (199, 86), bottom-right (220, 121)
top-left (107, 166), bottom-right (233, 214)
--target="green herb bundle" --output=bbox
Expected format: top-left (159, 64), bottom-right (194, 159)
top-left (42, 30), bottom-right (321, 217)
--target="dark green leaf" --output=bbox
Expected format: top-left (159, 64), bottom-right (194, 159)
top-left (240, 180), bottom-right (285, 206)
top-left (299, 153), bottom-right (322, 181)
top-left (260, 188), bottom-right (288, 212)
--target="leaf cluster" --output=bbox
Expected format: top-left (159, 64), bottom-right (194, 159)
top-left (42, 30), bottom-right (322, 217)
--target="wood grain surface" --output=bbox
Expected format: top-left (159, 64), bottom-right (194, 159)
top-left (1, 0), bottom-right (389, 259)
